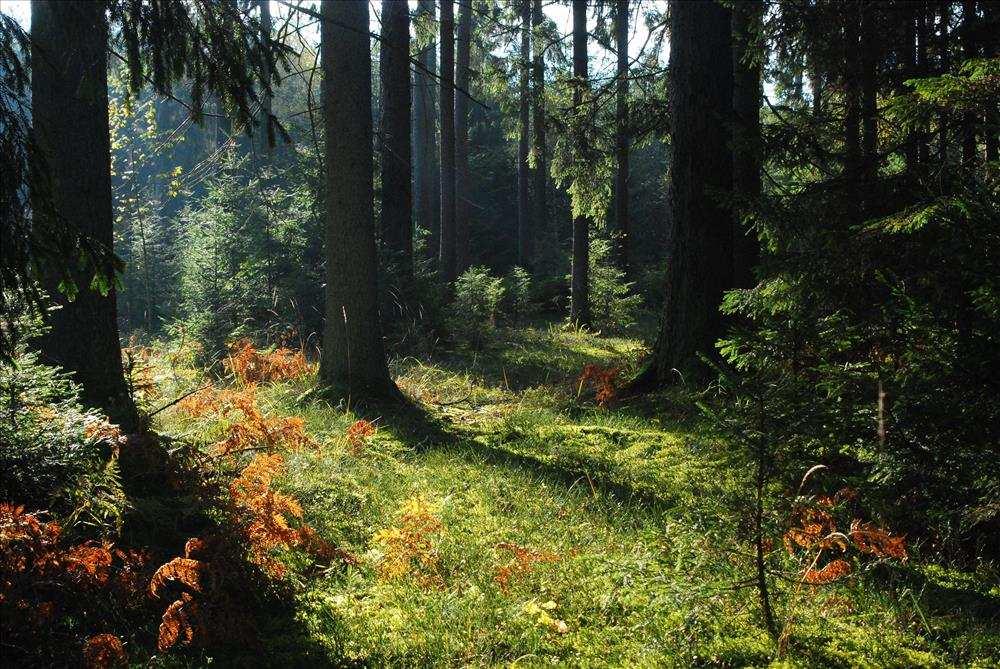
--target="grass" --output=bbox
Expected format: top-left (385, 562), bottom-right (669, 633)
top-left (152, 324), bottom-right (1000, 667)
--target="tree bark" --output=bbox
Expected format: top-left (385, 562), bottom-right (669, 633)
top-left (732, 0), bottom-right (762, 289)
top-left (531, 0), bottom-right (549, 252)
top-left (319, 0), bottom-right (398, 399)
top-left (938, 2), bottom-right (951, 163)
top-left (413, 0), bottom-right (438, 256)
top-left (844, 8), bottom-right (862, 177)
top-left (961, 0), bottom-right (977, 166)
top-left (259, 0), bottom-right (273, 157)
top-left (613, 0), bottom-right (630, 275)
top-left (439, 0), bottom-right (457, 284)
top-left (860, 1), bottom-right (878, 179)
top-left (380, 0), bottom-right (413, 270)
top-left (455, 0), bottom-right (474, 273)
top-left (569, 0), bottom-right (590, 327)
top-left (517, 0), bottom-right (532, 270)
top-left (31, 0), bottom-right (136, 429)
top-left (635, 0), bottom-right (734, 383)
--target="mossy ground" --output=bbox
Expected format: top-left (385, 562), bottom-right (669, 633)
top-left (154, 325), bottom-right (999, 667)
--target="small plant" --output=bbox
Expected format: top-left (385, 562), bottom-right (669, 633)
top-left (494, 542), bottom-right (559, 593)
top-left (373, 496), bottom-right (444, 588)
top-left (451, 266), bottom-right (505, 347)
top-left (226, 339), bottom-right (311, 384)
top-left (576, 364), bottom-right (621, 408)
top-left (504, 266), bottom-right (533, 326)
top-left (346, 419), bottom-right (377, 454)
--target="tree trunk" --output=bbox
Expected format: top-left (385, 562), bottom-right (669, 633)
top-left (635, 0), bottom-right (733, 383)
top-left (917, 1), bottom-right (931, 164)
top-left (569, 0), bottom-right (590, 327)
top-left (844, 8), bottom-right (862, 177)
top-left (732, 0), bottom-right (762, 289)
top-left (860, 1), bottom-right (878, 180)
top-left (985, 0), bottom-right (999, 161)
top-left (455, 0), bottom-right (474, 273)
top-left (319, 0), bottom-right (398, 399)
top-left (613, 0), bottom-right (630, 275)
top-left (517, 0), bottom-right (532, 270)
top-left (439, 0), bottom-right (457, 284)
top-left (938, 2), bottom-right (951, 163)
top-left (380, 0), bottom-right (413, 271)
top-left (259, 0), bottom-right (273, 156)
top-left (31, 0), bottom-right (136, 429)
top-left (961, 0), bottom-right (977, 166)
top-left (531, 0), bottom-right (550, 253)
top-left (413, 0), bottom-right (438, 256)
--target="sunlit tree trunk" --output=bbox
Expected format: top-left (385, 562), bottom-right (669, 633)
top-left (634, 0), bottom-right (734, 384)
top-left (517, 0), bottom-right (532, 270)
top-left (569, 0), bottom-right (590, 327)
top-left (319, 0), bottom-right (398, 399)
top-left (732, 0), bottom-right (762, 289)
top-left (31, 0), bottom-right (136, 429)
top-left (439, 0), bottom-right (457, 284)
top-left (380, 0), bottom-right (413, 271)
top-left (455, 0), bottom-right (474, 273)
top-left (613, 0), bottom-right (630, 275)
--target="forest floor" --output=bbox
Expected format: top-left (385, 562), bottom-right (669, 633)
top-left (155, 325), bottom-right (999, 668)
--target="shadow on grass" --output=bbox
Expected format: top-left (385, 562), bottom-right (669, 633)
top-left (118, 432), bottom-right (334, 666)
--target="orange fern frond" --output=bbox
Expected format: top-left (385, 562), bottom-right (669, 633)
top-left (849, 521), bottom-right (907, 561)
top-left (802, 558), bottom-right (852, 584)
top-left (149, 557), bottom-right (208, 597)
top-left (82, 633), bottom-right (126, 668)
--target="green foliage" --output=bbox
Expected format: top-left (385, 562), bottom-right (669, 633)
top-left (720, 58), bottom-right (1000, 557)
top-left (0, 318), bottom-right (127, 536)
top-left (572, 236), bottom-right (642, 332)
top-left (503, 266), bottom-right (533, 325)
top-left (175, 152), bottom-right (323, 360)
top-left (450, 266), bottom-right (505, 348)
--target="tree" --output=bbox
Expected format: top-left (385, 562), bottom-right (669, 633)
top-left (455, 0), bottom-right (475, 272)
top-left (569, 0), bottom-right (591, 327)
top-left (413, 0), bottom-right (438, 254)
top-left (319, 0), bottom-right (398, 399)
top-left (439, 0), bottom-right (458, 284)
top-left (635, 0), bottom-right (734, 383)
top-left (380, 0), bottom-right (413, 270)
top-left (30, 0), bottom-right (136, 429)
top-left (530, 0), bottom-right (549, 252)
top-left (258, 0), bottom-right (273, 158)
top-left (732, 0), bottom-right (762, 289)
top-left (517, 0), bottom-right (532, 270)
top-left (613, 0), bottom-right (630, 274)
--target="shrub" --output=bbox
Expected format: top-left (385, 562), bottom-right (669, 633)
top-left (569, 236), bottom-right (642, 331)
top-left (451, 266), bottom-right (505, 347)
top-left (504, 266), bottom-right (533, 325)
top-left (0, 320), bottom-right (127, 535)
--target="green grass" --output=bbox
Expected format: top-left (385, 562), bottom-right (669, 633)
top-left (154, 325), bottom-right (999, 667)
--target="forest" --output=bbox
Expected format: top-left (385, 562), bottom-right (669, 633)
top-left (0, 0), bottom-right (998, 666)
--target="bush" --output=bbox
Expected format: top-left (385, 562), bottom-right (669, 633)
top-left (504, 266), bottom-right (533, 325)
top-left (0, 318), bottom-right (127, 536)
top-left (578, 236), bottom-right (642, 332)
top-left (451, 266), bottom-right (505, 347)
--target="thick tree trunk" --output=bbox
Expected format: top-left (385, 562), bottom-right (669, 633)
top-left (985, 0), bottom-right (999, 161)
top-left (413, 0), bottom-right (438, 256)
top-left (31, 0), bottom-right (136, 429)
top-left (517, 0), bottom-right (532, 270)
top-left (636, 0), bottom-right (734, 383)
top-left (455, 0), bottom-right (474, 273)
top-left (569, 0), bottom-right (590, 327)
top-left (531, 0), bottom-right (549, 252)
top-left (732, 0), bottom-right (762, 289)
top-left (844, 9), bottom-right (862, 176)
top-left (380, 0), bottom-right (413, 270)
top-left (613, 0), bottom-right (630, 275)
top-left (439, 0), bottom-right (457, 284)
top-left (319, 0), bottom-right (398, 399)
